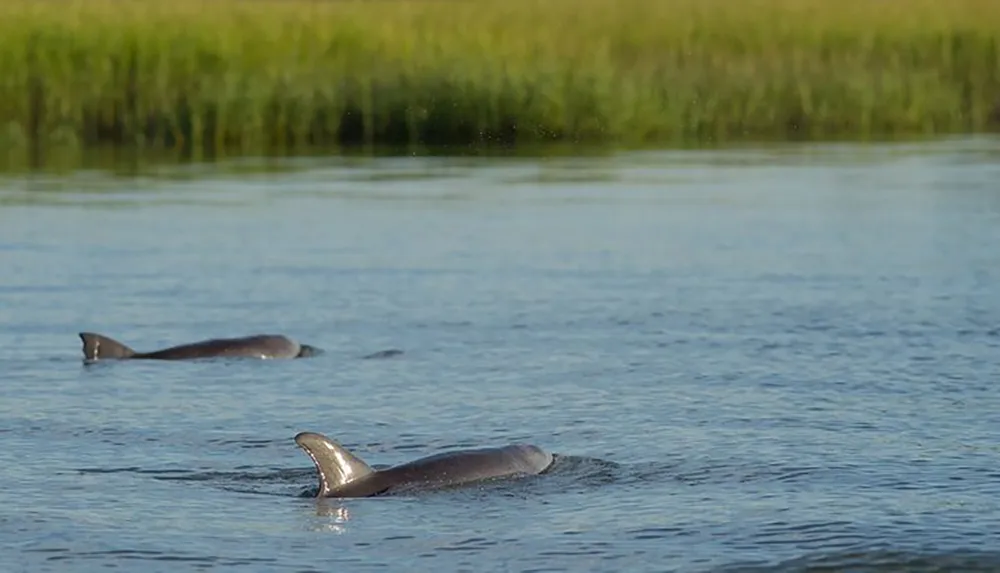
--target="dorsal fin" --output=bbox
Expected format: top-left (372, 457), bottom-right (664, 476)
top-left (79, 332), bottom-right (137, 360)
top-left (294, 432), bottom-right (375, 496)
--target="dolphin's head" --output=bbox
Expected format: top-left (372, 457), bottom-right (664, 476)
top-left (296, 344), bottom-right (321, 358)
top-left (508, 444), bottom-right (555, 474)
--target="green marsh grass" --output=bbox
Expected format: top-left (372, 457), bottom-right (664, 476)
top-left (1, 0), bottom-right (998, 155)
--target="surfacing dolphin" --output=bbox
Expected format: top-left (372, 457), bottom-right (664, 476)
top-left (79, 332), bottom-right (320, 361)
top-left (294, 431), bottom-right (554, 498)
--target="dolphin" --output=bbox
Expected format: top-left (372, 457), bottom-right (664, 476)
top-left (79, 332), bottom-right (320, 361)
top-left (294, 431), bottom-right (554, 498)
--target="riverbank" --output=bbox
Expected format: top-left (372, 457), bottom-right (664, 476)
top-left (1, 0), bottom-right (997, 153)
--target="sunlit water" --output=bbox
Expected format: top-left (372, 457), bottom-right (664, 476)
top-left (2, 138), bottom-right (999, 572)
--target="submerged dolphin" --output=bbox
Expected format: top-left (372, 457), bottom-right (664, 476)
top-left (79, 332), bottom-right (320, 361)
top-left (294, 431), bottom-right (554, 498)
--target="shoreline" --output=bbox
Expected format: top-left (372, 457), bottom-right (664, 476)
top-left (1, 0), bottom-right (997, 153)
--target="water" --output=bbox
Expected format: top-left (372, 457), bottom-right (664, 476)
top-left (2, 138), bottom-right (1000, 572)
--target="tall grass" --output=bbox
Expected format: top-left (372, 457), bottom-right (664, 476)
top-left (0, 0), bottom-right (997, 154)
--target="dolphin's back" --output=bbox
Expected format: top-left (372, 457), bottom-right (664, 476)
top-left (375, 444), bottom-right (554, 493)
top-left (139, 334), bottom-right (302, 360)
top-left (79, 332), bottom-right (317, 361)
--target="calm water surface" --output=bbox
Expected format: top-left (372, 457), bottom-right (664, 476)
top-left (2, 138), bottom-right (1000, 572)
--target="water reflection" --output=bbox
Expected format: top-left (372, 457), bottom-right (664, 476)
top-left (309, 500), bottom-right (352, 534)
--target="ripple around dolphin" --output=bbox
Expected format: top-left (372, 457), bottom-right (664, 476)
top-left (72, 453), bottom-right (858, 500)
top-left (74, 454), bottom-right (625, 499)
top-left (710, 549), bottom-right (1000, 573)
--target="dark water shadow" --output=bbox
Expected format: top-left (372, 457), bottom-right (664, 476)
top-left (361, 348), bottom-right (405, 360)
top-left (29, 547), bottom-right (278, 567)
top-left (75, 465), bottom-right (317, 497)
